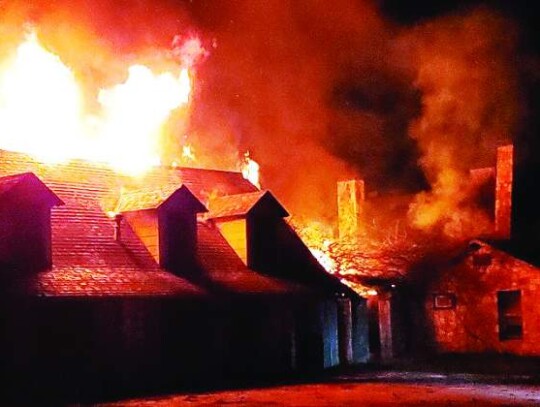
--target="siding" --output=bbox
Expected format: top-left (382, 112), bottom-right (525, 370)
top-left (216, 219), bottom-right (247, 264)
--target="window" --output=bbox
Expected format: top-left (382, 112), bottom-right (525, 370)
top-left (433, 293), bottom-right (456, 310)
top-left (497, 290), bottom-right (523, 340)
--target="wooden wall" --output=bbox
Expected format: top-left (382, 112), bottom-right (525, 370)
top-left (216, 219), bottom-right (247, 263)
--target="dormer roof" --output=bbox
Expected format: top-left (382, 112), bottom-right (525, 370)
top-left (115, 184), bottom-right (207, 214)
top-left (0, 172), bottom-right (64, 207)
top-left (207, 190), bottom-right (288, 220)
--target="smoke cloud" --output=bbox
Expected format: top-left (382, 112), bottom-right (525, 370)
top-left (0, 0), bottom-right (530, 228)
top-left (402, 8), bottom-right (525, 236)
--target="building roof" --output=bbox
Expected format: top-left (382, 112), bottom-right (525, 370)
top-left (207, 190), bottom-right (289, 220)
top-left (322, 234), bottom-right (468, 288)
top-left (476, 239), bottom-right (540, 268)
top-left (196, 221), bottom-right (307, 294)
top-left (0, 172), bottom-right (32, 195)
top-left (0, 172), bottom-right (64, 206)
top-left (115, 185), bottom-right (208, 213)
top-left (0, 149), bottom-right (325, 298)
top-left (24, 268), bottom-right (202, 297)
top-left (114, 185), bottom-right (180, 213)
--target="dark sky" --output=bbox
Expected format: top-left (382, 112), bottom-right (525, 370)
top-left (382, 0), bottom-right (537, 33)
top-left (381, 0), bottom-right (540, 157)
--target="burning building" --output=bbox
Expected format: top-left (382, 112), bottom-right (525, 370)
top-left (0, 149), bottom-right (368, 401)
top-left (0, 2), bottom-right (536, 401)
top-left (330, 144), bottom-right (540, 360)
top-left (0, 32), bottom-right (369, 402)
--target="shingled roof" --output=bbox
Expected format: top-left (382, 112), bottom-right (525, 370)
top-left (207, 190), bottom-right (289, 220)
top-left (115, 184), bottom-right (208, 213)
top-left (0, 172), bottom-right (64, 206)
top-left (197, 221), bottom-right (307, 294)
top-left (0, 149), bottom-right (314, 298)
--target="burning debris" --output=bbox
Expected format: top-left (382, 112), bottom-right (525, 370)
top-left (292, 213), bottom-right (455, 296)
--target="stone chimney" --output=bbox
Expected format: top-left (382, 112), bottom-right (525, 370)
top-left (495, 145), bottom-right (513, 239)
top-left (337, 180), bottom-right (365, 240)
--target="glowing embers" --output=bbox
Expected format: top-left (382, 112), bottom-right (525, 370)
top-left (309, 243), bottom-right (337, 274)
top-left (0, 32), bottom-right (192, 176)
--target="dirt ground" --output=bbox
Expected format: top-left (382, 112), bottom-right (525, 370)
top-left (100, 380), bottom-right (540, 406)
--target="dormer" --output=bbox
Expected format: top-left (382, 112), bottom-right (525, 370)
top-left (115, 185), bottom-right (207, 275)
top-left (0, 172), bottom-right (64, 272)
top-left (207, 191), bottom-right (288, 272)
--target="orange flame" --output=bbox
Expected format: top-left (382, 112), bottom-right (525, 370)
top-left (0, 33), bottom-right (84, 163)
top-left (181, 143), bottom-right (196, 164)
top-left (0, 32), bottom-right (192, 176)
top-left (241, 151), bottom-right (260, 188)
top-left (309, 245), bottom-right (337, 274)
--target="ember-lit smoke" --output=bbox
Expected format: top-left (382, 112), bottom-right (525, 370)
top-left (402, 8), bottom-right (524, 238)
top-left (0, 1), bottom-right (528, 228)
top-left (185, 0), bottom-right (421, 221)
top-left (184, 1), bottom-right (527, 228)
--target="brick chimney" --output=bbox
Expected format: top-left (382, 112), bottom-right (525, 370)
top-left (337, 180), bottom-right (365, 239)
top-left (495, 145), bottom-right (513, 239)
top-left (0, 173), bottom-right (63, 272)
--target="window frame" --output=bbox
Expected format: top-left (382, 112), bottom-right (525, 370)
top-left (432, 293), bottom-right (456, 310)
top-left (497, 289), bottom-right (523, 341)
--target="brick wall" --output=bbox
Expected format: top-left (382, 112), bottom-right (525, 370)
top-left (425, 243), bottom-right (540, 355)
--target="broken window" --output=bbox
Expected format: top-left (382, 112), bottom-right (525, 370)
top-left (497, 290), bottom-right (523, 340)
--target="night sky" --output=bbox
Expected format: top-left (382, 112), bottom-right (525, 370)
top-left (381, 0), bottom-right (539, 160)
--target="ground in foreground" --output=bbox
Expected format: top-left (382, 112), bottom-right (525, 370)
top-left (100, 380), bottom-right (540, 406)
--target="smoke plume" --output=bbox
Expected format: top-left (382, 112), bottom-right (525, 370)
top-left (0, 0), bottom-right (529, 230)
top-left (402, 8), bottom-right (525, 237)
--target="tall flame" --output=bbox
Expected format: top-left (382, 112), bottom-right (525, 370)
top-left (0, 33), bottom-right (192, 175)
top-left (96, 65), bottom-right (191, 174)
top-left (0, 33), bottom-right (84, 163)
